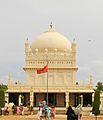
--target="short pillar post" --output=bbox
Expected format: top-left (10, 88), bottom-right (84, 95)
top-left (65, 92), bottom-right (69, 108)
top-left (5, 92), bottom-right (9, 103)
top-left (80, 95), bottom-right (83, 106)
top-left (30, 87), bottom-right (34, 107)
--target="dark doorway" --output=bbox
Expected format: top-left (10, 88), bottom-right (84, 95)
top-left (9, 93), bottom-right (30, 106)
top-left (70, 93), bottom-right (92, 107)
top-left (83, 93), bottom-right (92, 107)
top-left (34, 93), bottom-right (65, 107)
top-left (48, 93), bottom-right (56, 106)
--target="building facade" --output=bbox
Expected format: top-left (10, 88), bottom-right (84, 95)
top-left (6, 24), bottom-right (93, 109)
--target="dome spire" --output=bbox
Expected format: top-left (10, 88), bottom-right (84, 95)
top-left (50, 22), bottom-right (53, 28)
top-left (48, 22), bottom-right (55, 32)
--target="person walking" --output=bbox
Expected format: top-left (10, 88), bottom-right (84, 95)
top-left (66, 106), bottom-right (77, 120)
top-left (38, 107), bottom-right (42, 120)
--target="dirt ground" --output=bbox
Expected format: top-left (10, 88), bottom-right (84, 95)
top-left (0, 115), bottom-right (103, 120)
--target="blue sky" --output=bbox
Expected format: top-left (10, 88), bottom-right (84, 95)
top-left (0, 0), bottom-right (103, 86)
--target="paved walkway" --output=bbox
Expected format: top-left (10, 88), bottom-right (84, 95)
top-left (0, 115), bottom-right (103, 120)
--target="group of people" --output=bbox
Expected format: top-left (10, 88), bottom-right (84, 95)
top-left (1, 101), bottom-right (25, 116)
top-left (2, 100), bottom-right (82, 120)
top-left (66, 104), bottom-right (82, 120)
top-left (38, 100), bottom-right (56, 120)
top-left (0, 101), bottom-right (15, 115)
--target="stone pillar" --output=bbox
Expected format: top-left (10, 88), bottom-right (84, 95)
top-left (18, 94), bottom-right (22, 106)
top-left (30, 88), bottom-right (34, 106)
top-left (92, 93), bottom-right (94, 103)
top-left (5, 92), bottom-right (9, 103)
top-left (80, 95), bottom-right (83, 106)
top-left (65, 92), bottom-right (69, 108)
top-left (100, 93), bottom-right (103, 114)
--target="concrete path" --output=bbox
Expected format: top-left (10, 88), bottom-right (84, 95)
top-left (0, 115), bottom-right (103, 120)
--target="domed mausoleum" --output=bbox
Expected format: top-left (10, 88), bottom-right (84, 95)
top-left (31, 27), bottom-right (71, 51)
top-left (6, 24), bottom-right (93, 113)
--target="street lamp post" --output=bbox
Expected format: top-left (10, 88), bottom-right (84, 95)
top-left (45, 49), bottom-right (49, 105)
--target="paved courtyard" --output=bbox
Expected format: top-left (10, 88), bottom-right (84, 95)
top-left (0, 115), bottom-right (103, 120)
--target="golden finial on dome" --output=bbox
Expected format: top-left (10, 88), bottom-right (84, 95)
top-left (50, 22), bottom-right (53, 28)
top-left (72, 38), bottom-right (76, 44)
top-left (73, 38), bottom-right (75, 41)
top-left (25, 37), bottom-right (29, 44)
top-left (48, 22), bottom-right (55, 32)
top-left (89, 75), bottom-right (93, 85)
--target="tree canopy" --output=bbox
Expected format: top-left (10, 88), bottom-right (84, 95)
top-left (0, 84), bottom-right (7, 90)
top-left (93, 82), bottom-right (103, 116)
top-left (94, 82), bottom-right (103, 92)
top-left (0, 84), bottom-right (7, 107)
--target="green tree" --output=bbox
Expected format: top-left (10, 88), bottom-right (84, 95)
top-left (94, 82), bottom-right (103, 92)
top-left (0, 84), bottom-right (7, 107)
top-left (93, 90), bottom-right (100, 115)
top-left (0, 89), bottom-right (5, 107)
top-left (93, 82), bottom-right (103, 116)
top-left (0, 84), bottom-right (7, 90)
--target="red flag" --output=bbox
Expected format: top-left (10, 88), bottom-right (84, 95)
top-left (37, 64), bottom-right (48, 74)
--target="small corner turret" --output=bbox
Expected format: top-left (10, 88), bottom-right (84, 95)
top-left (25, 38), bottom-right (29, 52)
top-left (8, 73), bottom-right (13, 86)
top-left (71, 38), bottom-right (77, 66)
top-left (71, 38), bottom-right (76, 52)
top-left (89, 75), bottom-right (93, 86)
top-left (25, 38), bottom-right (32, 57)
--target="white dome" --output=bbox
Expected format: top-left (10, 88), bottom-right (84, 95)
top-left (31, 27), bottom-right (71, 52)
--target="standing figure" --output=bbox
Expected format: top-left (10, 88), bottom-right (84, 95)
top-left (17, 106), bottom-right (21, 115)
top-left (48, 107), bottom-right (51, 120)
top-left (8, 102), bottom-right (14, 115)
top-left (74, 105), bottom-right (79, 120)
top-left (51, 105), bottom-right (56, 120)
top-left (78, 104), bottom-right (82, 120)
top-left (4, 101), bottom-right (9, 115)
top-left (44, 103), bottom-right (48, 118)
top-left (20, 105), bottom-right (24, 115)
top-left (66, 106), bottom-right (77, 120)
top-left (38, 107), bottom-right (42, 120)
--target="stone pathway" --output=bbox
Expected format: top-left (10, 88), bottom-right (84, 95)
top-left (0, 115), bottom-right (103, 120)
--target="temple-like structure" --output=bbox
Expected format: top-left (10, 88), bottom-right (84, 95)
top-left (6, 24), bottom-right (93, 110)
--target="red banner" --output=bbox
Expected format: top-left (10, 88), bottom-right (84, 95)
top-left (37, 64), bottom-right (48, 74)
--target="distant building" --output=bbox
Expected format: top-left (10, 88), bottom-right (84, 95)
top-left (5, 24), bottom-right (93, 109)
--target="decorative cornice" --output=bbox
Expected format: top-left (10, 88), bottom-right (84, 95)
top-left (23, 67), bottom-right (78, 70)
